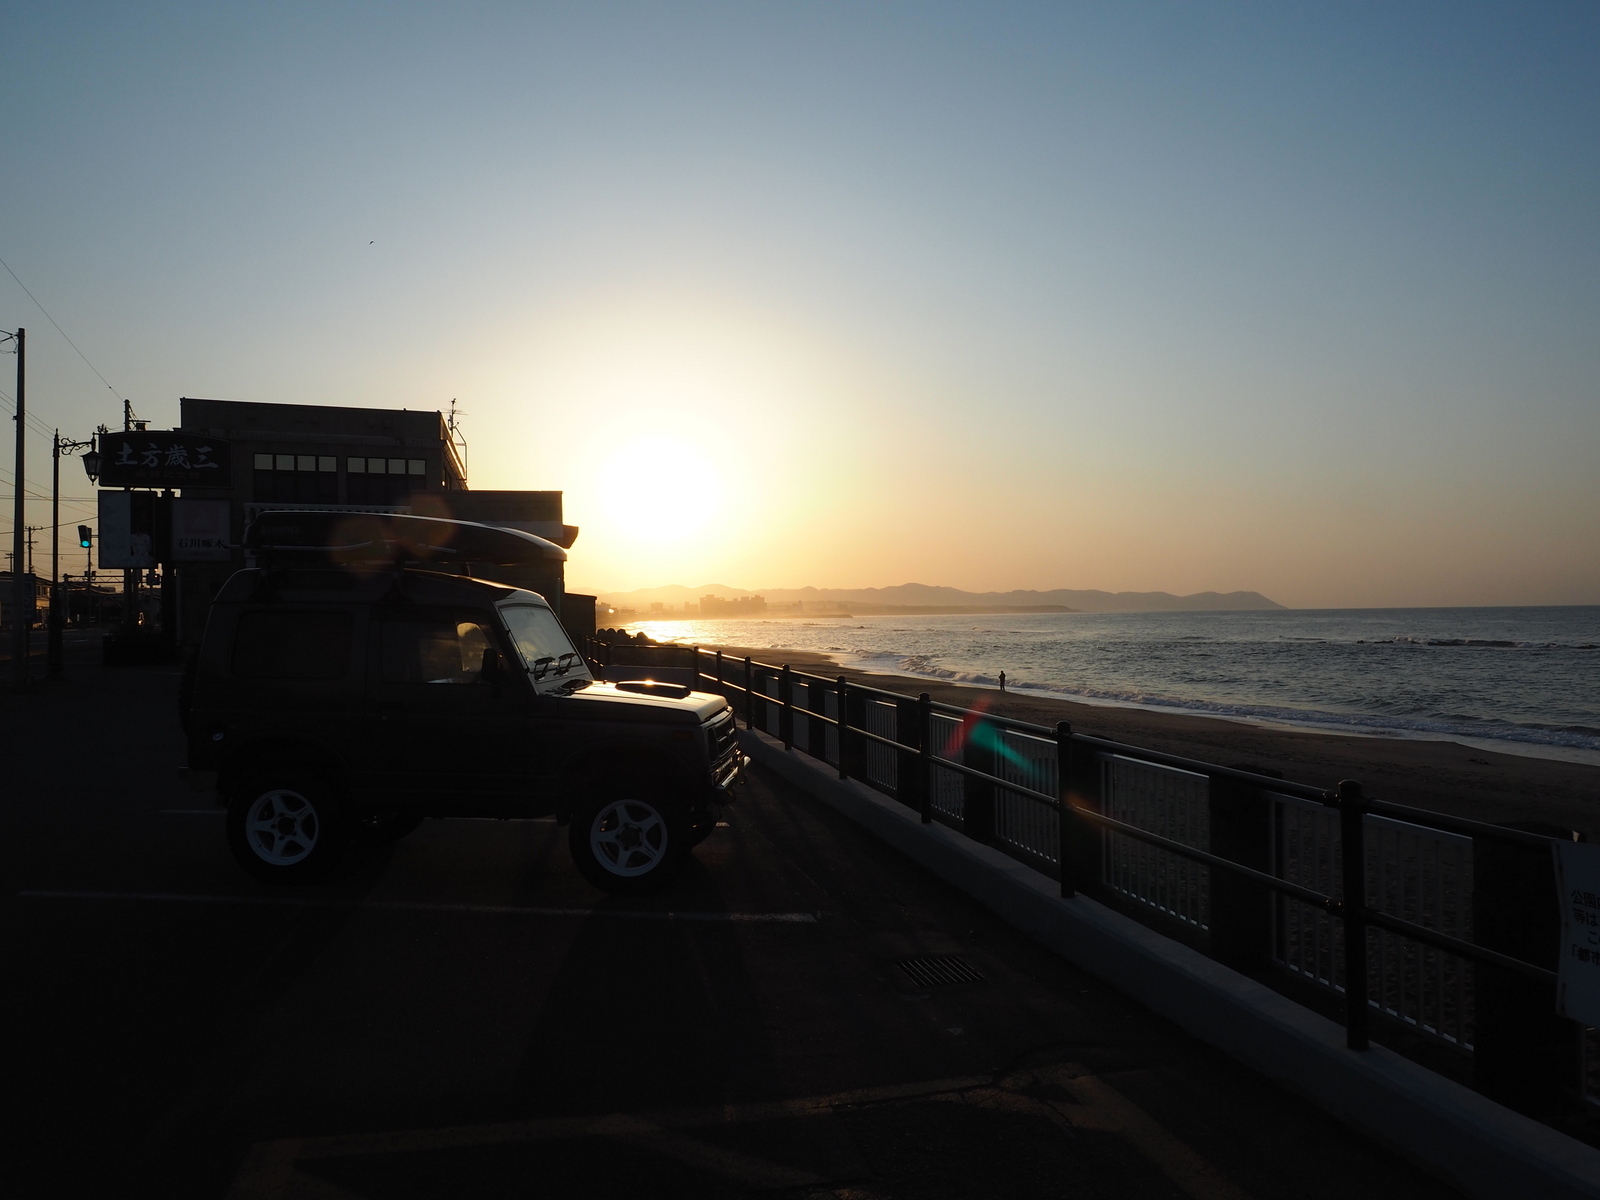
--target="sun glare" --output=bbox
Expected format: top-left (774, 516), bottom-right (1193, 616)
top-left (596, 435), bottom-right (726, 545)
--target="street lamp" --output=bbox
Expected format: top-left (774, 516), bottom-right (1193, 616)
top-left (50, 431), bottom-right (98, 678)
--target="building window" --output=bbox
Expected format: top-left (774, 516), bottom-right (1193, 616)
top-left (347, 456), bottom-right (426, 505)
top-left (252, 452), bottom-right (337, 503)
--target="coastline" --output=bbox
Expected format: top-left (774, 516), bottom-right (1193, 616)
top-left (701, 642), bottom-right (1600, 836)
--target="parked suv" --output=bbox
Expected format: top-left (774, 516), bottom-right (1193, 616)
top-left (182, 513), bottom-right (746, 893)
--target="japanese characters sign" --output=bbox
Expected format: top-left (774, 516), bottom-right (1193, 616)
top-left (1554, 840), bottom-right (1600, 1025)
top-left (171, 499), bottom-right (232, 561)
top-left (97, 432), bottom-right (232, 488)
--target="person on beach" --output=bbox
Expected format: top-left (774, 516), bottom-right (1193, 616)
top-left (999, 671), bottom-right (1006, 692)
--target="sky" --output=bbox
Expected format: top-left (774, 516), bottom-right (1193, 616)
top-left (2, 2), bottom-right (1596, 607)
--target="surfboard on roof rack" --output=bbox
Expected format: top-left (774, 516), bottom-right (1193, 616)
top-left (243, 509), bottom-right (567, 567)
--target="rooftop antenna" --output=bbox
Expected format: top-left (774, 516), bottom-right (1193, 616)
top-left (446, 398), bottom-right (469, 487)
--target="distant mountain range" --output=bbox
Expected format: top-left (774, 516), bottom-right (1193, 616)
top-left (596, 582), bottom-right (1284, 614)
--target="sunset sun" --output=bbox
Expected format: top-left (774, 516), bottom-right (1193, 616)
top-left (595, 434), bottom-right (726, 546)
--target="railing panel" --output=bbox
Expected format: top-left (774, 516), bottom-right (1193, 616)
top-left (1272, 795), bottom-right (1475, 1048)
top-left (862, 699), bottom-right (899, 792)
top-left (1274, 793), bottom-right (1342, 987)
top-left (791, 677), bottom-right (812, 756)
top-left (994, 729), bottom-right (1059, 865)
top-left (1368, 813), bottom-right (1475, 1047)
top-left (1100, 754), bottom-right (1210, 929)
top-left (757, 672), bottom-right (781, 737)
top-left (928, 713), bottom-right (966, 822)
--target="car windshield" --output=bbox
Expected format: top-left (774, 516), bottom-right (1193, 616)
top-left (498, 603), bottom-right (590, 685)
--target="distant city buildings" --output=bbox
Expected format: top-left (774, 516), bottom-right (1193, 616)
top-left (699, 594), bottom-right (766, 617)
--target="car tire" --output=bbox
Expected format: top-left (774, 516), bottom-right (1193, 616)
top-left (350, 809), bottom-right (424, 847)
top-left (226, 773), bottom-right (348, 883)
top-left (568, 777), bottom-right (687, 895)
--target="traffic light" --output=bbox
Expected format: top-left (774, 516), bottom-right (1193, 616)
top-left (78, 525), bottom-right (92, 549)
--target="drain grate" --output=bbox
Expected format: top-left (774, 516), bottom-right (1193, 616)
top-left (895, 955), bottom-right (987, 989)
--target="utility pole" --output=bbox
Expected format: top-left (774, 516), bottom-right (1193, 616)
top-left (122, 399), bottom-right (137, 633)
top-left (50, 431), bottom-right (59, 675)
top-left (10, 327), bottom-right (27, 689)
top-left (49, 430), bottom-right (94, 678)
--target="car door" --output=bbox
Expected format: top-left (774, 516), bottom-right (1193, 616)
top-left (363, 609), bottom-right (529, 808)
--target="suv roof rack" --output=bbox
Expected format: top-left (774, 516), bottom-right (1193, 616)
top-left (243, 510), bottom-right (567, 568)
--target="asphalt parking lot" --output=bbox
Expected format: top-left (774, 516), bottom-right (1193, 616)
top-left (3, 653), bottom-right (1464, 1199)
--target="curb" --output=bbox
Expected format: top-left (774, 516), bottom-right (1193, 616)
top-left (740, 727), bottom-right (1600, 1200)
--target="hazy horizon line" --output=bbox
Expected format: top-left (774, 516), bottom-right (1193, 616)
top-left (576, 580), bottom-right (1600, 612)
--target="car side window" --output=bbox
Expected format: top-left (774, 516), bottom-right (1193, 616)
top-left (378, 618), bottom-right (496, 685)
top-left (232, 611), bottom-right (353, 680)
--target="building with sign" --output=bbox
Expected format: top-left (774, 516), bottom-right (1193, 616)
top-left (155, 398), bottom-right (584, 645)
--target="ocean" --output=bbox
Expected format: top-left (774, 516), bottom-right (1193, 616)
top-left (622, 607), bottom-right (1600, 765)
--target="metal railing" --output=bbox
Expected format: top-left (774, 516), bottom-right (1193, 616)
top-left (622, 643), bottom-right (1578, 1103)
top-left (580, 639), bottom-right (1579, 1104)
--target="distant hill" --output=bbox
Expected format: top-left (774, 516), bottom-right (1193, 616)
top-left (596, 582), bottom-right (1284, 614)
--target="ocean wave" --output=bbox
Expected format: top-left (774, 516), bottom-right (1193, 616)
top-left (1356, 637), bottom-right (1597, 649)
top-left (845, 652), bottom-right (1600, 755)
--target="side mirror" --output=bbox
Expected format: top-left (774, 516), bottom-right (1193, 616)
top-left (479, 648), bottom-right (506, 684)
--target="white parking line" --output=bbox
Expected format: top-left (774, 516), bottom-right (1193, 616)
top-left (16, 890), bottom-right (821, 923)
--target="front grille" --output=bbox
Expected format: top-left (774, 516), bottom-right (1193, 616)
top-left (707, 708), bottom-right (738, 762)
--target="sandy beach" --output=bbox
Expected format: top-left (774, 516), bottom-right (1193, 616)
top-left (702, 642), bottom-right (1600, 836)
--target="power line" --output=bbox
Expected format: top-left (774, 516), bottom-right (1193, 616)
top-left (0, 386), bottom-right (59, 443)
top-left (0, 466), bottom-right (99, 504)
top-left (0, 255), bottom-right (126, 402)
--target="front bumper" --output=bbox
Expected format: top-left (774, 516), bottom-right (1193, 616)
top-left (712, 751), bottom-right (750, 796)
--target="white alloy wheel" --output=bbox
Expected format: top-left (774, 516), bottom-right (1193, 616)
top-left (589, 797), bottom-right (669, 877)
top-left (244, 788), bottom-right (321, 866)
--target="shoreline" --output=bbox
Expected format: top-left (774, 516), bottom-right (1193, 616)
top-left (698, 642), bottom-right (1600, 836)
top-left (987, 679), bottom-right (1600, 769)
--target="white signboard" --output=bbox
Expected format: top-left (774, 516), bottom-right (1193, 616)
top-left (96, 492), bottom-right (156, 568)
top-left (172, 499), bottom-right (232, 561)
top-left (1553, 840), bottom-right (1600, 1025)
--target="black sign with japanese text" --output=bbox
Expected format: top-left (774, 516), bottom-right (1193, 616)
top-left (97, 431), bottom-right (233, 489)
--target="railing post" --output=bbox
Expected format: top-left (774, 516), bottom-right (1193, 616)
top-left (743, 656), bottom-right (754, 729)
top-left (714, 649), bottom-right (723, 696)
top-left (1056, 722), bottom-right (1075, 898)
top-left (918, 692), bottom-right (932, 824)
top-left (836, 676), bottom-right (850, 780)
top-left (779, 664), bottom-right (794, 750)
top-left (1339, 780), bottom-right (1370, 1051)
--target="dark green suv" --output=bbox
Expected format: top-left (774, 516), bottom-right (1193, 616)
top-left (182, 513), bottom-right (745, 893)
